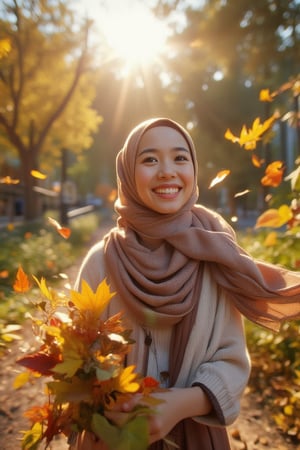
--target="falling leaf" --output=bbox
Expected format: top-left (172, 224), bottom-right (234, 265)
top-left (48, 217), bottom-right (71, 239)
top-left (225, 115), bottom-right (276, 150)
top-left (261, 161), bottom-right (284, 187)
top-left (0, 270), bottom-right (9, 278)
top-left (13, 266), bottom-right (31, 293)
top-left (0, 176), bottom-right (20, 184)
top-left (255, 205), bottom-right (293, 229)
top-left (259, 89), bottom-right (274, 102)
top-left (208, 170), bottom-right (230, 189)
top-left (234, 189), bottom-right (250, 198)
top-left (251, 154), bottom-right (265, 168)
top-left (30, 170), bottom-right (47, 180)
top-left (0, 38), bottom-right (11, 58)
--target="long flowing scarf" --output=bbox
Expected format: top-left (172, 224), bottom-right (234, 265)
top-left (103, 118), bottom-right (300, 449)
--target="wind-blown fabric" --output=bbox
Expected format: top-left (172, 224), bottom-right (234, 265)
top-left (104, 117), bottom-right (300, 337)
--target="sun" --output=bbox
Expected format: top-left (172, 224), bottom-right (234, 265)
top-left (93, 1), bottom-right (169, 69)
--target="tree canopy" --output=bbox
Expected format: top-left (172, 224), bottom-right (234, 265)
top-left (0, 0), bottom-right (102, 220)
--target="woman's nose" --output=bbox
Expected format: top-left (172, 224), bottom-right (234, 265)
top-left (158, 163), bottom-right (176, 179)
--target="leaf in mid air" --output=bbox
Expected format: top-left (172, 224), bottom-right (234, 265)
top-left (13, 266), bottom-right (31, 293)
top-left (259, 89), bottom-right (274, 102)
top-left (225, 115), bottom-right (276, 150)
top-left (255, 205), bottom-right (293, 229)
top-left (261, 161), bottom-right (284, 187)
top-left (208, 170), bottom-right (230, 189)
top-left (251, 154), bottom-right (265, 168)
top-left (0, 175), bottom-right (20, 184)
top-left (30, 169), bottom-right (47, 180)
top-left (48, 216), bottom-right (71, 239)
top-left (70, 279), bottom-right (115, 317)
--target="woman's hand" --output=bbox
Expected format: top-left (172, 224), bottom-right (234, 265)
top-left (122, 387), bottom-right (212, 445)
top-left (69, 387), bottom-right (211, 448)
top-left (69, 430), bottom-right (108, 450)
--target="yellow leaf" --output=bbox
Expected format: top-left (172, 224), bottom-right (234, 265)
top-left (33, 276), bottom-right (57, 304)
top-left (30, 170), bottom-right (47, 180)
top-left (70, 279), bottom-right (115, 317)
top-left (0, 38), bottom-right (11, 58)
top-left (21, 421), bottom-right (43, 448)
top-left (283, 404), bottom-right (294, 416)
top-left (117, 365), bottom-right (140, 393)
top-left (13, 371), bottom-right (31, 389)
top-left (263, 231), bottom-right (277, 247)
top-left (208, 170), bottom-right (230, 189)
top-left (224, 128), bottom-right (239, 144)
top-left (259, 89), bottom-right (273, 102)
top-left (255, 205), bottom-right (293, 229)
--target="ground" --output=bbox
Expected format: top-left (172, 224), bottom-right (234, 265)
top-left (0, 225), bottom-right (297, 450)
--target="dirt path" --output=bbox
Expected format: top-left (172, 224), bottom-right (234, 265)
top-left (0, 224), bottom-right (297, 450)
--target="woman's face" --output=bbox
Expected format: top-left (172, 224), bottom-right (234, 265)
top-left (135, 126), bottom-right (195, 214)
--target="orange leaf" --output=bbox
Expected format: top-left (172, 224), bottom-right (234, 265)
top-left (0, 175), bottom-right (20, 184)
top-left (13, 266), bottom-right (31, 293)
top-left (0, 270), bottom-right (9, 279)
top-left (30, 170), bottom-right (47, 180)
top-left (48, 217), bottom-right (71, 239)
top-left (208, 170), bottom-right (230, 189)
top-left (251, 154), bottom-right (265, 168)
top-left (24, 404), bottom-right (50, 423)
top-left (255, 205), bottom-right (293, 229)
top-left (259, 89), bottom-right (273, 102)
top-left (261, 161), bottom-right (284, 187)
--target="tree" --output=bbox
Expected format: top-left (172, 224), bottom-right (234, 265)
top-left (0, 0), bottom-right (102, 220)
top-left (154, 0), bottom-right (300, 210)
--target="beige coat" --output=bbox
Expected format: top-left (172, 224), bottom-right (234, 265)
top-left (75, 239), bottom-right (251, 428)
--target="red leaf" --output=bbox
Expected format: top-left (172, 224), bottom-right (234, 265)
top-left (17, 352), bottom-right (60, 375)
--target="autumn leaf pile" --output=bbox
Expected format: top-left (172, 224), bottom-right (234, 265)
top-left (13, 268), bottom-right (161, 450)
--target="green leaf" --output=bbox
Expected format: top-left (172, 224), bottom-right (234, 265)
top-left (91, 413), bottom-right (149, 450)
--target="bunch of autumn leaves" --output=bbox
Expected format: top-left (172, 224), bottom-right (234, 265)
top-left (13, 267), bottom-right (161, 450)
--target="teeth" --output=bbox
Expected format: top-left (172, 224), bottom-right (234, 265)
top-left (155, 187), bottom-right (179, 194)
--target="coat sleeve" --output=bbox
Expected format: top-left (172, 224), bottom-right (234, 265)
top-left (74, 240), bottom-right (106, 292)
top-left (176, 266), bottom-right (251, 427)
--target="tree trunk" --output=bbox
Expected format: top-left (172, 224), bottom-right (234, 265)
top-left (20, 149), bottom-right (42, 221)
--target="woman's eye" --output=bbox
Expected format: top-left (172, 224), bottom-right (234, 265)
top-left (142, 156), bottom-right (157, 163)
top-left (175, 155), bottom-right (189, 162)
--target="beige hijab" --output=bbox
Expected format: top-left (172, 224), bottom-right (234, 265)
top-left (104, 117), bottom-right (300, 382)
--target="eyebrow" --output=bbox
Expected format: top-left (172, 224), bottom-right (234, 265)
top-left (137, 146), bottom-right (190, 156)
